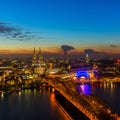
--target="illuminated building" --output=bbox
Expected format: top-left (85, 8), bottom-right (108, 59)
top-left (85, 53), bottom-right (89, 63)
top-left (32, 48), bottom-right (46, 76)
top-left (32, 47), bottom-right (37, 66)
top-left (38, 48), bottom-right (43, 64)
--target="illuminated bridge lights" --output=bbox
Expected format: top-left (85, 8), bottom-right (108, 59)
top-left (76, 71), bottom-right (90, 79)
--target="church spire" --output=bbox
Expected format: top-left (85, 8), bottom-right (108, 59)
top-left (32, 47), bottom-right (37, 65)
top-left (38, 47), bottom-right (43, 64)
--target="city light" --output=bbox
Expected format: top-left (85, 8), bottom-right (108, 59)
top-left (76, 71), bottom-right (89, 79)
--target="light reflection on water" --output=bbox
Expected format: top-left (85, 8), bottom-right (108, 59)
top-left (77, 84), bottom-right (91, 95)
top-left (77, 82), bottom-right (120, 115)
top-left (0, 89), bottom-right (68, 120)
top-left (0, 92), bottom-right (4, 100)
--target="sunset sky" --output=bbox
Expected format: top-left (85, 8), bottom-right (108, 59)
top-left (0, 0), bottom-right (120, 55)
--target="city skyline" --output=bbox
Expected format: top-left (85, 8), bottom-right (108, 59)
top-left (0, 0), bottom-right (120, 57)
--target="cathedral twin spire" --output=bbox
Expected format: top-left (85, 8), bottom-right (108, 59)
top-left (32, 47), bottom-right (43, 65)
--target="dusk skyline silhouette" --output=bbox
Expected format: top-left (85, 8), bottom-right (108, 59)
top-left (0, 0), bottom-right (120, 58)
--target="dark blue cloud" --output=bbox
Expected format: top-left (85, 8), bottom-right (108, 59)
top-left (110, 45), bottom-right (117, 47)
top-left (84, 49), bottom-right (95, 54)
top-left (0, 22), bottom-right (38, 41)
top-left (61, 45), bottom-right (74, 55)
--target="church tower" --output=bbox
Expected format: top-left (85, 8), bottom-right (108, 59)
top-left (32, 47), bottom-right (46, 76)
top-left (32, 47), bottom-right (37, 66)
top-left (38, 48), bottom-right (43, 65)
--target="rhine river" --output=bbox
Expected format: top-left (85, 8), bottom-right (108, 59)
top-left (77, 82), bottom-right (120, 115)
top-left (0, 82), bottom-right (120, 120)
top-left (0, 89), bottom-right (69, 120)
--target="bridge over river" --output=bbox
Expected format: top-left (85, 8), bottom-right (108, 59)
top-left (46, 78), bottom-right (120, 120)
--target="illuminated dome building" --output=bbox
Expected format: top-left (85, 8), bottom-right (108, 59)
top-left (32, 48), bottom-right (46, 76)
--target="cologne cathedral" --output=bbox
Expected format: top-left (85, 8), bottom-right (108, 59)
top-left (32, 48), bottom-right (46, 76)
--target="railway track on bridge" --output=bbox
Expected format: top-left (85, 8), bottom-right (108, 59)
top-left (47, 78), bottom-right (120, 120)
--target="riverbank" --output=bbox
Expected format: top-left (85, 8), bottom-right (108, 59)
top-left (89, 77), bottom-right (120, 83)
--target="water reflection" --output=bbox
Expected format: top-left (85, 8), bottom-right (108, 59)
top-left (77, 82), bottom-right (117, 95)
top-left (76, 82), bottom-right (120, 115)
top-left (0, 89), bottom-right (68, 120)
top-left (33, 89), bottom-right (37, 94)
top-left (0, 92), bottom-right (4, 100)
top-left (18, 91), bottom-right (21, 96)
top-left (77, 84), bottom-right (91, 95)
